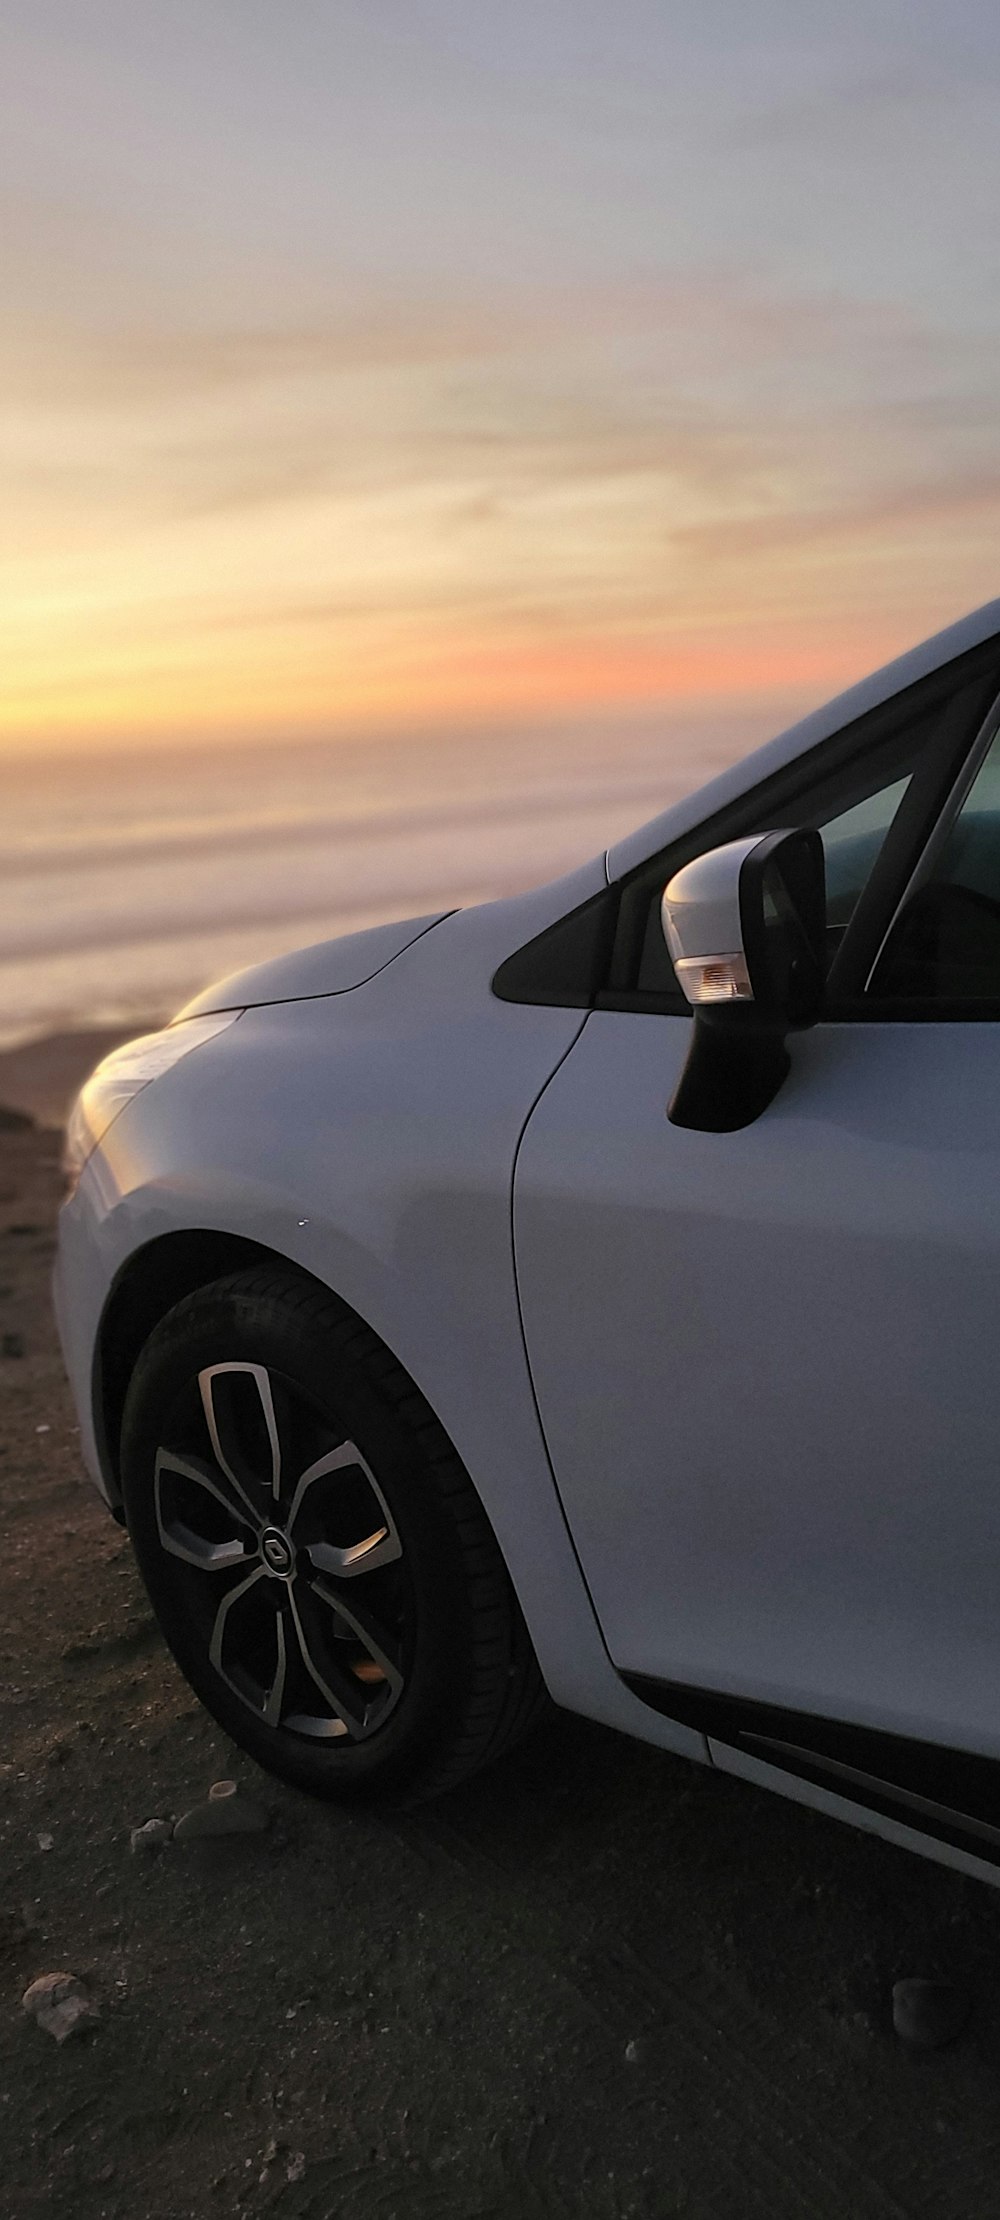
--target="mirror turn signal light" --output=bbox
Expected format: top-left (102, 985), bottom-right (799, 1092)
top-left (672, 953), bottom-right (753, 1006)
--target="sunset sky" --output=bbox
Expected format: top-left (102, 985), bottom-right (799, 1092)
top-left (3, 0), bottom-right (1000, 756)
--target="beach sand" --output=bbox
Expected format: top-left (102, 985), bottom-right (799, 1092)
top-left (3, 1038), bottom-right (1000, 2217)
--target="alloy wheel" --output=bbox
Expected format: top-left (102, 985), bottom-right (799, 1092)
top-left (153, 1361), bottom-right (408, 1742)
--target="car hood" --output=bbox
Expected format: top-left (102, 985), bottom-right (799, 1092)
top-left (174, 911), bottom-right (452, 1019)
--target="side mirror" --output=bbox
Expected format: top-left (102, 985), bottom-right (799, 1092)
top-left (661, 828), bottom-right (826, 1131)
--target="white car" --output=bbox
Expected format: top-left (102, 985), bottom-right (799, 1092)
top-left (56, 597), bottom-right (1000, 1887)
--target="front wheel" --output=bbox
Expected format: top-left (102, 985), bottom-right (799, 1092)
top-left (120, 1268), bottom-right (545, 1801)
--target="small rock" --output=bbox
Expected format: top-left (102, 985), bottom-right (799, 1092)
top-left (129, 1818), bottom-right (174, 1855)
top-left (22, 1972), bottom-right (100, 2044)
top-left (287, 2152), bottom-right (306, 2184)
top-left (173, 1785), bottom-right (269, 1841)
top-left (892, 1978), bottom-right (970, 2050)
top-left (36, 1833), bottom-right (54, 1853)
top-left (624, 2038), bottom-right (645, 2064)
top-left (35, 1424), bottom-right (50, 1436)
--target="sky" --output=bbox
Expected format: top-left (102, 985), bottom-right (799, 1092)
top-left (3, 0), bottom-right (1000, 758)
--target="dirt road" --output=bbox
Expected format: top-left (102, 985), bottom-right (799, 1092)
top-left (3, 1111), bottom-right (1000, 2220)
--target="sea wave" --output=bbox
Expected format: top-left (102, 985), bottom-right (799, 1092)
top-left (1, 712), bottom-right (768, 1046)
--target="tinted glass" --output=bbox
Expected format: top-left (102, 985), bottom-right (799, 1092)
top-left (819, 775), bottom-right (912, 939)
top-left (872, 729), bottom-right (1000, 1003)
top-left (631, 642), bottom-right (1000, 1004)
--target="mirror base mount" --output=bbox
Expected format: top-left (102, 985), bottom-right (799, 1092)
top-left (667, 1011), bottom-right (792, 1133)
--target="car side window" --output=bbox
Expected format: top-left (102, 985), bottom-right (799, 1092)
top-left (631, 746), bottom-right (925, 999)
top-left (817, 774), bottom-right (913, 955)
top-left (518, 638), bottom-right (1000, 1017)
top-left (870, 729), bottom-right (1000, 1003)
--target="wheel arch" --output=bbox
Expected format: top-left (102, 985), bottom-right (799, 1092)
top-left (88, 1222), bottom-right (709, 1756)
top-left (95, 1228), bottom-right (294, 1510)
top-left (95, 1228), bottom-right (513, 1544)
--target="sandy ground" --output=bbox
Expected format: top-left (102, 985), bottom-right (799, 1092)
top-left (4, 1039), bottom-right (1000, 2219)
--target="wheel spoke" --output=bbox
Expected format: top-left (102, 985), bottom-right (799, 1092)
top-left (262, 1607), bottom-right (288, 1728)
top-left (154, 1449), bottom-right (258, 1571)
top-left (206, 1567), bottom-right (290, 1728)
top-left (286, 1588), bottom-right (357, 1737)
top-left (207, 1564), bottom-right (270, 1688)
top-left (288, 1441), bottom-right (402, 1576)
top-left (308, 1575), bottom-right (404, 1700)
top-left (304, 1528), bottom-right (400, 1578)
top-left (199, 1363), bottom-right (283, 1504)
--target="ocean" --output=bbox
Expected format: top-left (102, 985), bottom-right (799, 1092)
top-left (1, 711), bottom-right (775, 1048)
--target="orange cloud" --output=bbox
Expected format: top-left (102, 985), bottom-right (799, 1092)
top-left (3, 270), bottom-right (1000, 755)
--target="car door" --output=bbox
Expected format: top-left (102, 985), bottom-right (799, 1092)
top-left (513, 658), bottom-right (1000, 1793)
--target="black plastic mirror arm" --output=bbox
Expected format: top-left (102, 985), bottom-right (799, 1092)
top-left (667, 1010), bottom-right (792, 1132)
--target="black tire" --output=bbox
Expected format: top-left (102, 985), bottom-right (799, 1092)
top-left (120, 1267), bottom-right (546, 1802)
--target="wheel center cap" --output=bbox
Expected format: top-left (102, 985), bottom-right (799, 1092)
top-left (260, 1526), bottom-right (294, 1577)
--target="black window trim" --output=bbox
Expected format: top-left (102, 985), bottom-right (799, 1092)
top-left (858, 682), bottom-right (1000, 995)
top-left (492, 635), bottom-right (1000, 1023)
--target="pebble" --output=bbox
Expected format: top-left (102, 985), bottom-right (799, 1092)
top-left (624, 2039), bottom-right (645, 2064)
top-left (129, 1818), bottom-right (175, 1855)
top-left (36, 1833), bottom-right (54, 1853)
top-left (173, 1782), bottom-right (269, 1841)
top-left (22, 1972), bottom-right (100, 2044)
top-left (892, 1977), bottom-right (970, 2050)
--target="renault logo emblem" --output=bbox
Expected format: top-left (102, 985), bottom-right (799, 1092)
top-left (261, 1528), bottom-right (293, 1576)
